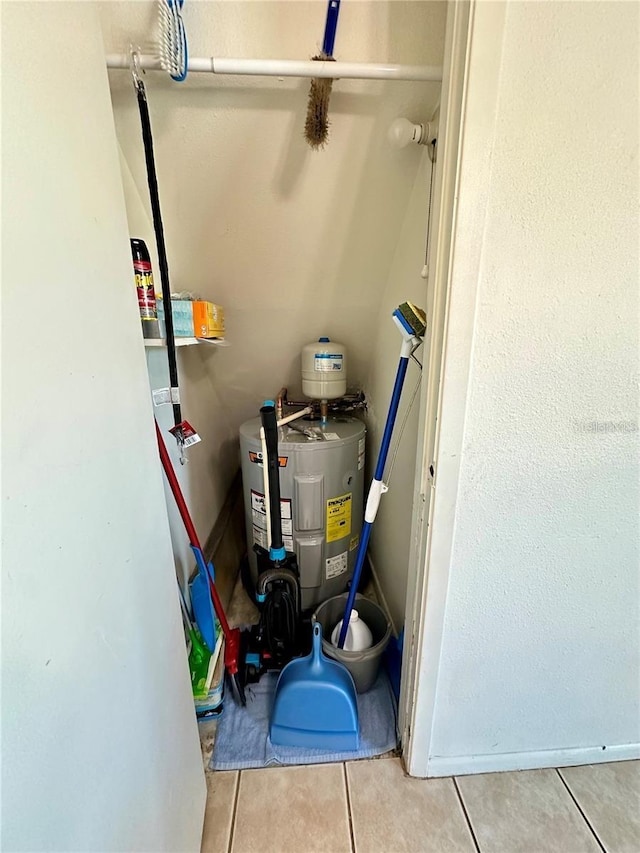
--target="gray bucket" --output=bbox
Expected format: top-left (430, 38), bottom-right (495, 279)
top-left (313, 594), bottom-right (392, 693)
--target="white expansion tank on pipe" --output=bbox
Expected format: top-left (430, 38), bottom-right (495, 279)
top-left (302, 338), bottom-right (347, 400)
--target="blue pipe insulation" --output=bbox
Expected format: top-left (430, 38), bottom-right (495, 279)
top-left (337, 354), bottom-right (411, 648)
top-left (322, 0), bottom-right (341, 57)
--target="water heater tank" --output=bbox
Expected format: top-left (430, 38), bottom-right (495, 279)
top-left (301, 337), bottom-right (347, 400)
top-left (240, 415), bottom-right (365, 611)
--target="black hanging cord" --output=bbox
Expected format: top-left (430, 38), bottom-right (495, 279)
top-left (423, 141), bottom-right (437, 275)
top-left (135, 77), bottom-right (182, 433)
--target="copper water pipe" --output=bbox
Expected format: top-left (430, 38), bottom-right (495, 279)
top-left (276, 387), bottom-right (287, 420)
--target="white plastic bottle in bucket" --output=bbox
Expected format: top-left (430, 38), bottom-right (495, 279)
top-left (331, 610), bottom-right (372, 652)
top-left (314, 594), bottom-right (391, 692)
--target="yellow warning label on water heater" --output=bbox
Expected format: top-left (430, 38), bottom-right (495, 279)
top-left (326, 493), bottom-right (352, 543)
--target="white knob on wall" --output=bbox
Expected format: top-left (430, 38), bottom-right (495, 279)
top-left (388, 117), bottom-right (438, 148)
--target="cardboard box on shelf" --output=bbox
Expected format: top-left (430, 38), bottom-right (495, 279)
top-left (157, 299), bottom-right (194, 337)
top-left (156, 299), bottom-right (225, 339)
top-left (193, 301), bottom-right (225, 338)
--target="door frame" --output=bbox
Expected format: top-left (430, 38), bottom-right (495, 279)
top-left (400, 0), bottom-right (511, 777)
top-left (398, 0), bottom-right (472, 777)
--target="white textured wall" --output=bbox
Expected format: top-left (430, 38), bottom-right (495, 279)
top-left (99, 1), bottom-right (446, 568)
top-left (117, 144), bottom-right (238, 586)
top-left (1, 4), bottom-right (205, 849)
top-left (365, 148), bottom-right (435, 630)
top-left (428, 0), bottom-right (639, 770)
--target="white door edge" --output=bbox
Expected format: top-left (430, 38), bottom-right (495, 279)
top-left (400, 0), bottom-right (508, 777)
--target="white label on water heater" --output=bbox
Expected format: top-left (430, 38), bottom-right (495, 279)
top-left (252, 527), bottom-right (293, 551)
top-left (253, 526), bottom-right (268, 550)
top-left (250, 490), bottom-right (293, 549)
top-left (326, 551), bottom-right (348, 580)
top-left (358, 437), bottom-right (365, 470)
top-left (314, 353), bottom-right (343, 372)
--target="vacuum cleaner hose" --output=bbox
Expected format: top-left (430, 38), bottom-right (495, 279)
top-left (258, 568), bottom-right (300, 666)
top-left (260, 404), bottom-right (284, 553)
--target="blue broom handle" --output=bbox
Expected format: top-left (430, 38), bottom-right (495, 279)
top-left (322, 0), bottom-right (341, 57)
top-left (374, 357), bottom-right (409, 481)
top-left (341, 519), bottom-right (373, 633)
top-left (338, 355), bottom-right (410, 648)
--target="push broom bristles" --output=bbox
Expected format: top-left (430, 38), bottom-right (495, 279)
top-left (305, 54), bottom-right (335, 149)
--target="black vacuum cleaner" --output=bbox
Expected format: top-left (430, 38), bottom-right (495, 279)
top-left (241, 402), bottom-right (309, 685)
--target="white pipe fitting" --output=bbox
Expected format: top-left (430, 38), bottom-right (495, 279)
top-left (388, 117), bottom-right (439, 148)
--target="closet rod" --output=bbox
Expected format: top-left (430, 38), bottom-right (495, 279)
top-left (106, 54), bottom-right (442, 82)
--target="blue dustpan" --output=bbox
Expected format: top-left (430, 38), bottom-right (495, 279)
top-left (189, 546), bottom-right (217, 653)
top-left (270, 622), bottom-right (359, 750)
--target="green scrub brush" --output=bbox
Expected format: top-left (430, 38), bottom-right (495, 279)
top-left (397, 301), bottom-right (427, 338)
top-left (177, 580), bottom-right (211, 700)
top-left (305, 1), bottom-right (341, 149)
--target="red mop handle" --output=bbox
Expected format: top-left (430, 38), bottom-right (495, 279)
top-left (156, 421), bottom-right (199, 544)
top-left (155, 420), bottom-right (233, 640)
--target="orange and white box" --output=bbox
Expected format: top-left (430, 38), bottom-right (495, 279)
top-left (193, 301), bottom-right (225, 338)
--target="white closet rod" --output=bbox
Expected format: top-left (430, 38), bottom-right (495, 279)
top-left (105, 54), bottom-right (442, 82)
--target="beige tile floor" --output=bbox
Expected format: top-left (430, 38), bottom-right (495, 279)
top-left (201, 758), bottom-right (639, 853)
